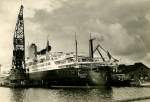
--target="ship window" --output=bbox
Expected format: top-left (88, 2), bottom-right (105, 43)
top-left (29, 62), bottom-right (32, 65)
top-left (55, 61), bottom-right (60, 65)
top-left (55, 60), bottom-right (66, 65)
top-left (82, 58), bottom-right (86, 62)
top-left (40, 58), bottom-right (45, 63)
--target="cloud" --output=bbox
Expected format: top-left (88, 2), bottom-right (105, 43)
top-left (27, 0), bottom-right (150, 62)
top-left (0, 0), bottom-right (69, 67)
top-left (0, 0), bottom-right (150, 67)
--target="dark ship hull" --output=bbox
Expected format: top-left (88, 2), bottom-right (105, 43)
top-left (28, 66), bottom-right (111, 86)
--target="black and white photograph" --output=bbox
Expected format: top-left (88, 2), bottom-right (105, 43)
top-left (0, 0), bottom-right (150, 102)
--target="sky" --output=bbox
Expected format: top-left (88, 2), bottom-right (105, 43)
top-left (0, 0), bottom-right (150, 70)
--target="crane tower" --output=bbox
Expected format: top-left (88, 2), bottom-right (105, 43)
top-left (9, 5), bottom-right (27, 82)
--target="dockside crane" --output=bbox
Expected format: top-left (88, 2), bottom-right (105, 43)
top-left (9, 4), bottom-right (27, 83)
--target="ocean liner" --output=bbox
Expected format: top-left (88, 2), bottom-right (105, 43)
top-left (7, 3), bottom-right (118, 86)
top-left (26, 37), bottom-right (118, 86)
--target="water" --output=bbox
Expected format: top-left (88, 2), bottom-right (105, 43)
top-left (0, 87), bottom-right (150, 102)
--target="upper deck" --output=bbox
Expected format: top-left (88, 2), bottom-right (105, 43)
top-left (26, 52), bottom-right (118, 73)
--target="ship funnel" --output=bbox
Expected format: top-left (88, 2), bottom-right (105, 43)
top-left (28, 43), bottom-right (37, 59)
top-left (89, 37), bottom-right (95, 59)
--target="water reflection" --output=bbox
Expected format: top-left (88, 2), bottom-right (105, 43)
top-left (7, 87), bottom-right (112, 102)
top-left (10, 88), bottom-right (26, 102)
top-left (2, 87), bottom-right (150, 102)
top-left (48, 87), bottom-right (112, 102)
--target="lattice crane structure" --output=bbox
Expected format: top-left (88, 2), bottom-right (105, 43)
top-left (9, 5), bottom-right (27, 82)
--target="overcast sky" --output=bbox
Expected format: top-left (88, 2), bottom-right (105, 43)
top-left (0, 0), bottom-right (150, 69)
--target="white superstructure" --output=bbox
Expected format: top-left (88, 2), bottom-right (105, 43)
top-left (26, 52), bottom-right (117, 73)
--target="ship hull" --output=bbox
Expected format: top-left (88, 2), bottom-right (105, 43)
top-left (28, 66), bottom-right (111, 86)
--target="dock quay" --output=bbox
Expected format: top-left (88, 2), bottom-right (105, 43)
top-left (0, 78), bottom-right (112, 88)
top-left (109, 62), bottom-right (150, 87)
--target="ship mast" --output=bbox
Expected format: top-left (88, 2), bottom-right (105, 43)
top-left (89, 33), bottom-right (94, 60)
top-left (46, 37), bottom-right (50, 59)
top-left (75, 32), bottom-right (78, 62)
